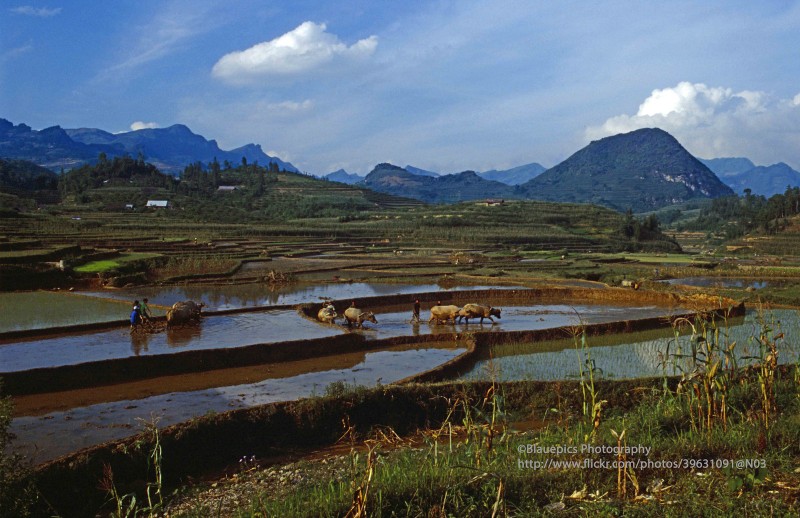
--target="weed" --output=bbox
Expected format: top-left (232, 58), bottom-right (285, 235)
top-left (99, 416), bottom-right (164, 517)
top-left (0, 383), bottom-right (39, 517)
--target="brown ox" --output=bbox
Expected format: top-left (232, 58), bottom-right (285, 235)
top-left (317, 304), bottom-right (338, 324)
top-left (429, 305), bottom-right (461, 324)
top-left (343, 307), bottom-right (378, 328)
top-left (166, 300), bottom-right (205, 326)
top-left (458, 303), bottom-right (501, 324)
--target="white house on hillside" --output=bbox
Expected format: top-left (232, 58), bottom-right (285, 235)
top-left (146, 200), bottom-right (169, 208)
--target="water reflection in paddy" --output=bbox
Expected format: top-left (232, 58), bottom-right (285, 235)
top-left (1, 303), bottom-right (685, 371)
top-left (0, 310), bottom-right (341, 371)
top-left (662, 277), bottom-right (787, 289)
top-left (78, 283), bottom-right (514, 311)
top-left (460, 309), bottom-right (800, 382)
top-left (11, 343), bottom-right (465, 464)
top-left (0, 291), bottom-right (131, 333)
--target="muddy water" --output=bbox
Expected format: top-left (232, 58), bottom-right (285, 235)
top-left (77, 283), bottom-right (513, 311)
top-left (0, 310), bottom-right (342, 371)
top-left (662, 277), bottom-right (787, 289)
top-left (0, 291), bottom-right (132, 333)
top-left (460, 309), bottom-right (800, 382)
top-left (10, 343), bottom-right (465, 464)
top-left (357, 303), bottom-right (689, 339)
top-left (0, 303), bottom-right (684, 371)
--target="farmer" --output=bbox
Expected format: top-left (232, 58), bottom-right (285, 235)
top-left (412, 299), bottom-right (421, 322)
top-left (140, 298), bottom-right (152, 321)
top-left (130, 300), bottom-right (142, 331)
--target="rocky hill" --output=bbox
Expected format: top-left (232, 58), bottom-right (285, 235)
top-left (520, 128), bottom-right (734, 212)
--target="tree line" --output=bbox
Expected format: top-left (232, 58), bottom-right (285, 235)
top-left (686, 187), bottom-right (800, 238)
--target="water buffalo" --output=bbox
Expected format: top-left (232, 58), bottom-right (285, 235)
top-left (317, 304), bottom-right (338, 324)
top-left (429, 305), bottom-right (462, 324)
top-left (458, 303), bottom-right (501, 324)
top-left (343, 307), bottom-right (378, 328)
top-left (166, 300), bottom-right (205, 326)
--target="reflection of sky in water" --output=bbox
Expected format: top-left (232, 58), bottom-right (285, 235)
top-left (0, 310), bottom-right (341, 371)
top-left (76, 283), bottom-right (516, 311)
top-left (10, 346), bottom-right (464, 464)
top-left (461, 309), bottom-right (800, 382)
top-left (0, 304), bottom-right (683, 371)
top-left (662, 277), bottom-right (780, 289)
top-left (0, 291), bottom-right (131, 333)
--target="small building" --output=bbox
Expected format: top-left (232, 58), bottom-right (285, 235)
top-left (125, 204), bottom-right (134, 210)
top-left (485, 199), bottom-right (505, 206)
top-left (216, 185), bottom-right (240, 192)
top-left (146, 200), bottom-right (169, 208)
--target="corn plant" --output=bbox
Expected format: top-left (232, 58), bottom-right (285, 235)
top-left (669, 311), bottom-right (735, 431)
top-left (741, 302), bottom-right (784, 428)
top-left (571, 325), bottom-right (606, 440)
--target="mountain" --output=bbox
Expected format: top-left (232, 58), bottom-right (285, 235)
top-left (701, 157), bottom-right (800, 197)
top-left (0, 119), bottom-right (112, 170)
top-left (520, 128), bottom-right (734, 212)
top-left (324, 169), bottom-right (364, 184)
top-left (479, 162), bottom-right (546, 185)
top-left (0, 118), bottom-right (298, 175)
top-left (361, 163), bottom-right (518, 203)
top-left (404, 165), bottom-right (440, 177)
top-left (66, 124), bottom-right (298, 175)
top-left (723, 163), bottom-right (800, 197)
top-left (0, 158), bottom-right (59, 191)
top-left (700, 157), bottom-right (756, 178)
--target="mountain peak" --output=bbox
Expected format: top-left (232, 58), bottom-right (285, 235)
top-left (522, 128), bottom-right (734, 212)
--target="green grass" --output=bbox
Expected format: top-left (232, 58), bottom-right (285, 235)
top-left (74, 252), bottom-right (161, 273)
top-left (194, 376), bottom-right (800, 517)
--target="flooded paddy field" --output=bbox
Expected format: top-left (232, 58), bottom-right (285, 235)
top-left (0, 300), bottom-right (686, 372)
top-left (10, 341), bottom-right (466, 464)
top-left (0, 309), bottom-right (343, 371)
top-left (0, 283), bottom-right (520, 332)
top-left (3, 285), bottom-right (729, 466)
top-left (0, 291), bottom-right (132, 333)
top-left (458, 308), bottom-right (800, 382)
top-left (662, 277), bottom-right (789, 289)
top-left (75, 282), bottom-right (511, 311)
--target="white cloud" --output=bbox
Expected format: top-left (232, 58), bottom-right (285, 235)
top-left (10, 6), bottom-right (61, 17)
top-left (267, 99), bottom-right (314, 112)
top-left (2, 44), bottom-right (33, 61)
top-left (130, 121), bottom-right (159, 131)
top-left (212, 21), bottom-right (377, 83)
top-left (586, 82), bottom-right (800, 168)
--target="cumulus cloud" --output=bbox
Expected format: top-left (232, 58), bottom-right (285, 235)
top-left (10, 5), bottom-right (61, 17)
top-left (130, 121), bottom-right (159, 131)
top-left (212, 21), bottom-right (377, 83)
top-left (586, 82), bottom-right (800, 167)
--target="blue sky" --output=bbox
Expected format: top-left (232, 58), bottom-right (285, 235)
top-left (2, 0), bottom-right (800, 174)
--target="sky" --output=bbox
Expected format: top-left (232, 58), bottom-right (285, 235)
top-left (2, 0), bottom-right (800, 175)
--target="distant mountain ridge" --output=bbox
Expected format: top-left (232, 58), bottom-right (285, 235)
top-left (0, 118), bottom-right (298, 175)
top-left (479, 163), bottom-right (546, 185)
top-left (519, 128), bottom-right (734, 212)
top-left (403, 165), bottom-right (440, 177)
top-left (701, 157), bottom-right (800, 197)
top-left (361, 163), bottom-right (518, 203)
top-left (700, 157), bottom-right (756, 178)
top-left (323, 169), bottom-right (363, 184)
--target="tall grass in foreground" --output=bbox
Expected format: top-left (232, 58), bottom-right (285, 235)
top-left (208, 307), bottom-right (800, 517)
